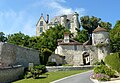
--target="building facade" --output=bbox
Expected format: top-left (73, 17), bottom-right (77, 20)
top-left (53, 26), bottom-right (110, 66)
top-left (36, 12), bottom-right (80, 36)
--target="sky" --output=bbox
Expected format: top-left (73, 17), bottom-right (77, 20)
top-left (0, 0), bottom-right (120, 36)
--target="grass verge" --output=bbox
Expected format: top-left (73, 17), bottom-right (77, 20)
top-left (13, 69), bottom-right (90, 83)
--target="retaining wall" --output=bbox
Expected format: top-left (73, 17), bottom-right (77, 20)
top-left (0, 65), bottom-right (24, 83)
top-left (46, 65), bottom-right (93, 72)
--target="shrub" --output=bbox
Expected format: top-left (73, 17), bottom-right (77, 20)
top-left (94, 65), bottom-right (115, 77)
top-left (25, 65), bottom-right (46, 79)
top-left (34, 65), bottom-right (46, 73)
top-left (40, 48), bottom-right (52, 65)
top-left (105, 52), bottom-right (120, 73)
top-left (93, 60), bottom-right (105, 65)
top-left (46, 62), bottom-right (57, 66)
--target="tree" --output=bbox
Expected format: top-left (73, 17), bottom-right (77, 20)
top-left (80, 16), bottom-right (112, 44)
top-left (74, 29), bottom-right (89, 43)
top-left (80, 16), bottom-right (101, 36)
top-left (110, 20), bottom-right (120, 52)
top-left (7, 32), bottom-right (30, 47)
top-left (0, 32), bottom-right (7, 42)
top-left (99, 21), bottom-right (112, 31)
top-left (40, 25), bottom-right (71, 51)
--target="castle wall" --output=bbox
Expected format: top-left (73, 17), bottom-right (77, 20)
top-left (0, 42), bottom-right (40, 68)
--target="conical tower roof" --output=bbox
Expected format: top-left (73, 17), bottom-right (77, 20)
top-left (93, 26), bottom-right (107, 33)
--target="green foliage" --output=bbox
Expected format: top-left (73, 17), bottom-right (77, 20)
top-left (74, 29), bottom-right (89, 43)
top-left (14, 70), bottom-right (89, 83)
top-left (7, 32), bottom-right (30, 47)
top-left (40, 25), bottom-right (72, 51)
top-left (80, 16), bottom-right (101, 35)
top-left (25, 65), bottom-right (46, 79)
top-left (0, 32), bottom-right (7, 42)
top-left (94, 65), bottom-right (115, 77)
top-left (105, 53), bottom-right (120, 73)
top-left (46, 62), bottom-right (57, 66)
top-left (93, 60), bottom-right (105, 65)
top-left (40, 48), bottom-right (52, 65)
top-left (80, 16), bottom-right (111, 45)
top-left (110, 20), bottom-right (120, 52)
top-left (99, 21), bottom-right (112, 31)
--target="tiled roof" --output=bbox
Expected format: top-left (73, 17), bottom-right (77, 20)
top-left (93, 26), bottom-right (107, 33)
top-left (57, 39), bottom-right (82, 45)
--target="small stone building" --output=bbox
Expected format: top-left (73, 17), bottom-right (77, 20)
top-left (51, 26), bottom-right (110, 66)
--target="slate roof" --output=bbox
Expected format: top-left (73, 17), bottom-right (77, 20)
top-left (50, 14), bottom-right (73, 24)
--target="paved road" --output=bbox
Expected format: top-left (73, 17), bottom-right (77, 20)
top-left (51, 70), bottom-right (94, 83)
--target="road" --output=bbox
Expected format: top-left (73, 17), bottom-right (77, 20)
top-left (51, 70), bottom-right (94, 83)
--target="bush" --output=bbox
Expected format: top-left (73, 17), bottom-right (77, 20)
top-left (34, 65), bottom-right (46, 73)
top-left (93, 60), bottom-right (105, 65)
top-left (94, 65), bottom-right (115, 77)
top-left (25, 65), bottom-right (46, 79)
top-left (46, 62), bottom-right (57, 66)
top-left (105, 53), bottom-right (120, 73)
top-left (40, 48), bottom-right (52, 65)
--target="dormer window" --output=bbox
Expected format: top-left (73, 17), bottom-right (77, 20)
top-left (40, 21), bottom-right (43, 26)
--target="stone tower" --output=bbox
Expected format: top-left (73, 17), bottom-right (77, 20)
top-left (70, 12), bottom-right (80, 37)
top-left (60, 15), bottom-right (67, 28)
top-left (92, 26), bottom-right (110, 61)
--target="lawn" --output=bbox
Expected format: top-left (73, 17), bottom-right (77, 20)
top-left (13, 69), bottom-right (89, 83)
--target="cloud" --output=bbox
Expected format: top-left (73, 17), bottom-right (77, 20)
top-left (0, 0), bottom-right (86, 36)
top-left (32, 0), bottom-right (85, 16)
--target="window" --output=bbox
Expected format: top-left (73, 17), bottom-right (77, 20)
top-left (40, 27), bottom-right (43, 33)
top-left (40, 21), bottom-right (43, 26)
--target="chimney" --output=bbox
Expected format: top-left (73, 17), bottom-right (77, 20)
top-left (64, 32), bottom-right (69, 43)
top-left (46, 14), bottom-right (49, 23)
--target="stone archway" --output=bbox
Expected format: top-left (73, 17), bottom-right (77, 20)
top-left (82, 52), bottom-right (90, 65)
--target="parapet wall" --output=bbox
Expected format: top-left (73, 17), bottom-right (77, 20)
top-left (0, 65), bottom-right (24, 83)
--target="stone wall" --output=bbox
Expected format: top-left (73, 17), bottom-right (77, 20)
top-left (0, 65), bottom-right (24, 83)
top-left (48, 54), bottom-right (65, 65)
top-left (46, 65), bottom-right (93, 72)
top-left (0, 42), bottom-right (40, 68)
top-left (60, 45), bottom-right (98, 66)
